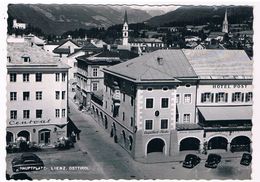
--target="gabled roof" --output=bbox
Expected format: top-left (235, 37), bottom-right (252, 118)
top-left (104, 49), bottom-right (197, 82)
top-left (53, 39), bottom-right (80, 54)
top-left (182, 49), bottom-right (253, 78)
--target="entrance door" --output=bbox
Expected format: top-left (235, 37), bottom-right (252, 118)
top-left (39, 129), bottom-right (51, 145)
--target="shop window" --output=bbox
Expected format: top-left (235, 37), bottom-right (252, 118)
top-left (146, 98), bottom-right (153, 108)
top-left (161, 119), bottom-right (168, 129)
top-left (36, 110), bottom-right (42, 118)
top-left (183, 114), bottom-right (190, 123)
top-left (23, 110), bottom-right (30, 119)
top-left (201, 92), bottom-right (214, 103)
top-left (145, 120), bottom-right (153, 130)
top-left (232, 92), bottom-right (244, 102)
top-left (245, 92), bottom-right (253, 102)
top-left (215, 92), bottom-right (228, 103)
top-left (184, 94), bottom-right (192, 103)
top-left (10, 92), bottom-right (17, 101)
top-left (23, 73), bottom-right (30, 82)
top-left (10, 73), bottom-right (17, 82)
top-left (161, 98), bottom-right (169, 108)
top-left (35, 73), bottom-right (42, 82)
top-left (10, 110), bottom-right (17, 119)
top-left (23, 92), bottom-right (30, 101)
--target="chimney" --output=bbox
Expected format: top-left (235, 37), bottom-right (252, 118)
top-left (157, 57), bottom-right (164, 65)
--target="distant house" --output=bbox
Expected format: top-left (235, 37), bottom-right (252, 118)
top-left (129, 38), bottom-right (164, 51)
top-left (24, 34), bottom-right (46, 48)
top-left (205, 32), bottom-right (226, 42)
top-left (184, 36), bottom-right (201, 42)
top-left (12, 19), bottom-right (27, 29)
top-left (53, 39), bottom-right (81, 58)
top-left (90, 39), bottom-right (107, 48)
top-left (194, 43), bottom-right (225, 50)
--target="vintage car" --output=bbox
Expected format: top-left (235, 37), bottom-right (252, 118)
top-left (182, 154), bottom-right (201, 168)
top-left (12, 153), bottom-right (44, 172)
top-left (205, 154), bottom-right (221, 168)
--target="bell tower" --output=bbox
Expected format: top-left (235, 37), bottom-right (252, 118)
top-left (122, 10), bottom-right (129, 46)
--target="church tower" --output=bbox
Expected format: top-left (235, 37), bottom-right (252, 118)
top-left (222, 9), bottom-right (228, 33)
top-left (122, 10), bottom-right (129, 46)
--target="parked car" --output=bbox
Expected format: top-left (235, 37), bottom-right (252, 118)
top-left (182, 154), bottom-right (201, 168)
top-left (55, 136), bottom-right (74, 150)
top-left (240, 153), bottom-right (252, 166)
top-left (205, 154), bottom-right (221, 168)
top-left (10, 173), bottom-right (32, 180)
top-left (12, 153), bottom-right (44, 172)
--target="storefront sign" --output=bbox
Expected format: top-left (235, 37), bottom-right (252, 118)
top-left (212, 84), bottom-right (248, 89)
top-left (144, 130), bottom-right (169, 135)
top-left (9, 119), bottom-right (51, 126)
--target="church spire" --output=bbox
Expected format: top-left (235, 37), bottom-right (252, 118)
top-left (124, 10), bottom-right (128, 24)
top-left (222, 9), bottom-right (228, 33)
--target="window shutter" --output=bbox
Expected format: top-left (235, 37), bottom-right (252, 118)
top-left (211, 93), bottom-right (214, 102)
top-left (225, 93), bottom-right (228, 102)
top-left (201, 93), bottom-right (204, 103)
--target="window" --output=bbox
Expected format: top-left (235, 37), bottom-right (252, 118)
top-left (176, 113), bottom-right (179, 123)
top-left (147, 87), bottom-right (152, 91)
top-left (36, 110), bottom-right (42, 118)
top-left (232, 92), bottom-right (244, 102)
top-left (10, 92), bottom-right (17, 101)
top-left (55, 73), bottom-right (60, 81)
top-left (23, 73), bottom-right (29, 82)
top-left (23, 110), bottom-right (30, 119)
top-left (130, 117), bottom-right (134, 127)
top-left (10, 73), bottom-right (16, 82)
top-left (146, 98), bottom-right (153, 108)
top-left (123, 93), bottom-right (125, 102)
top-left (93, 68), bottom-right (98, 77)
top-left (62, 109), bottom-right (66, 117)
top-left (10, 110), bottom-right (17, 119)
top-left (145, 120), bottom-right (153, 130)
top-left (55, 91), bottom-right (60, 100)
top-left (123, 112), bottom-right (125, 121)
top-left (106, 86), bottom-right (108, 92)
top-left (215, 92), bottom-right (228, 102)
top-left (62, 91), bottom-right (66, 100)
top-left (131, 96), bottom-right (134, 106)
top-left (176, 94), bottom-right (180, 104)
top-left (23, 92), bottom-right (30, 101)
top-left (162, 87), bottom-right (168, 91)
top-left (161, 119), bottom-right (168, 129)
top-left (246, 92), bottom-right (253, 102)
top-left (201, 92), bottom-right (214, 103)
top-left (105, 101), bottom-right (107, 109)
top-left (55, 109), bottom-right (60, 118)
top-left (184, 94), bottom-right (191, 103)
top-left (35, 73), bottom-right (42, 82)
top-left (161, 98), bottom-right (169, 108)
top-left (183, 114), bottom-right (190, 123)
top-left (92, 82), bottom-right (98, 91)
top-left (23, 57), bottom-right (30, 62)
top-left (36, 91), bottom-right (42, 100)
top-left (62, 73), bottom-right (66, 81)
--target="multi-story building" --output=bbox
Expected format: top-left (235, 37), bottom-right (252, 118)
top-left (75, 50), bottom-right (122, 109)
top-left (12, 19), bottom-right (27, 29)
top-left (90, 49), bottom-right (253, 160)
top-left (6, 42), bottom-right (70, 147)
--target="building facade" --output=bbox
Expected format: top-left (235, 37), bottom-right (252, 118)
top-left (89, 49), bottom-right (253, 160)
top-left (6, 42), bottom-right (70, 147)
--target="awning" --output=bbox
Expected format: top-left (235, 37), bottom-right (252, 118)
top-left (198, 106), bottom-right (252, 121)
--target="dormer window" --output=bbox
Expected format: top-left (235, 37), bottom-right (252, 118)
top-left (22, 55), bottom-right (30, 63)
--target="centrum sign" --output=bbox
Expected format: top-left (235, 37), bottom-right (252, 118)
top-left (9, 119), bottom-right (51, 126)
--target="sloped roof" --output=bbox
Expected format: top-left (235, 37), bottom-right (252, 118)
top-left (104, 49), bottom-right (197, 82)
top-left (7, 42), bottom-right (70, 69)
top-left (182, 49), bottom-right (253, 78)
